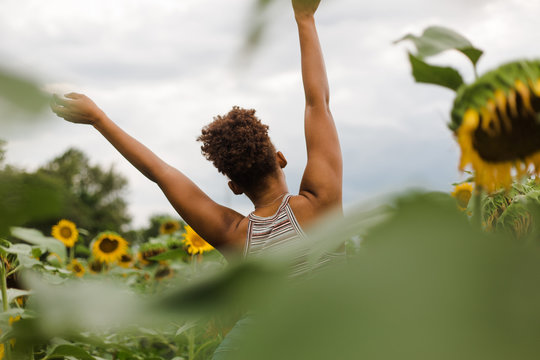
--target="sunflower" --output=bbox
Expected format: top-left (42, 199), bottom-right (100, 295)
top-left (159, 219), bottom-right (181, 235)
top-left (92, 233), bottom-right (128, 264)
top-left (138, 243), bottom-right (168, 265)
top-left (88, 259), bottom-right (105, 274)
top-left (451, 183), bottom-right (474, 210)
top-left (118, 253), bottom-right (134, 268)
top-left (183, 226), bottom-right (214, 255)
top-left (154, 265), bottom-right (173, 281)
top-left (451, 60), bottom-right (540, 192)
top-left (67, 259), bottom-right (85, 277)
top-left (51, 219), bottom-right (79, 247)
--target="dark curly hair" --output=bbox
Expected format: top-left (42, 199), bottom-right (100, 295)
top-left (197, 106), bottom-right (278, 192)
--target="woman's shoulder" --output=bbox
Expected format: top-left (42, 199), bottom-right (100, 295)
top-left (288, 193), bottom-right (342, 229)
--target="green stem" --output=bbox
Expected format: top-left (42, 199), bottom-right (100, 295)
top-left (6, 265), bottom-right (20, 278)
top-left (187, 328), bottom-right (195, 360)
top-left (472, 186), bottom-right (483, 229)
top-left (69, 246), bottom-right (75, 264)
top-left (0, 258), bottom-right (12, 360)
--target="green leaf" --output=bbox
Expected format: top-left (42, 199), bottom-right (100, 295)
top-left (45, 344), bottom-right (96, 360)
top-left (408, 53), bottom-right (464, 91)
top-left (11, 227), bottom-right (67, 261)
top-left (396, 26), bottom-right (483, 66)
top-left (6, 288), bottom-right (32, 304)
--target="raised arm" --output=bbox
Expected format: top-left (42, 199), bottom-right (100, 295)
top-left (293, 0), bottom-right (342, 210)
top-left (51, 93), bottom-right (244, 248)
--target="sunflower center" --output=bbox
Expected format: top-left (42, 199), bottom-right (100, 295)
top-left (99, 238), bottom-right (119, 253)
top-left (73, 264), bottom-right (82, 272)
top-left (455, 190), bottom-right (472, 209)
top-left (60, 227), bottom-right (72, 238)
top-left (90, 261), bottom-right (103, 272)
top-left (120, 254), bottom-right (132, 262)
top-left (191, 236), bottom-right (205, 247)
top-left (164, 223), bottom-right (175, 230)
top-left (473, 90), bottom-right (540, 162)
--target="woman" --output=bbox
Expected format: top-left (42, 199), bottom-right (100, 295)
top-left (51, 0), bottom-right (341, 267)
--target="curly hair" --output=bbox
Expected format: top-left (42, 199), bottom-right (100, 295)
top-left (197, 106), bottom-right (278, 192)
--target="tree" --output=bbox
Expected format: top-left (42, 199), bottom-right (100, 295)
top-left (34, 148), bottom-right (132, 241)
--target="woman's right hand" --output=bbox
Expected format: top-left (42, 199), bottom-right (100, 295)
top-left (51, 93), bottom-right (106, 126)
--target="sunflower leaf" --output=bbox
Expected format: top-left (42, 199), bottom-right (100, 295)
top-left (6, 288), bottom-right (32, 304)
top-left (395, 26), bottom-right (484, 66)
top-left (11, 227), bottom-right (67, 262)
top-left (45, 344), bottom-right (96, 360)
top-left (407, 53), bottom-right (464, 91)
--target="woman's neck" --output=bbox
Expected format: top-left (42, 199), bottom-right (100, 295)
top-left (248, 177), bottom-right (289, 211)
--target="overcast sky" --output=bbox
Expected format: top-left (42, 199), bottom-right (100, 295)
top-left (1, 0), bottom-right (539, 228)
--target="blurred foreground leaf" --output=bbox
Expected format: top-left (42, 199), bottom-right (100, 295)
top-left (0, 68), bottom-right (49, 113)
top-left (230, 192), bottom-right (540, 360)
top-left (0, 170), bottom-right (64, 237)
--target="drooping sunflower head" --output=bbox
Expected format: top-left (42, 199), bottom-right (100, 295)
top-left (154, 265), bottom-right (173, 281)
top-left (88, 259), bottom-right (105, 274)
top-left (159, 219), bottom-right (181, 235)
top-left (451, 182), bottom-right (474, 210)
top-left (92, 232), bottom-right (129, 264)
top-left (51, 219), bottom-right (79, 247)
top-left (183, 226), bottom-right (214, 255)
top-left (451, 60), bottom-right (540, 192)
top-left (118, 253), bottom-right (134, 268)
top-left (68, 259), bottom-right (85, 277)
top-left (138, 243), bottom-right (167, 265)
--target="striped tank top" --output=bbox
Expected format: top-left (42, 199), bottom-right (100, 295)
top-left (243, 194), bottom-right (316, 277)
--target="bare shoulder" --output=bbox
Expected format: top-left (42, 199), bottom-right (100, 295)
top-left (219, 216), bottom-right (251, 252)
top-left (288, 192), bottom-right (342, 229)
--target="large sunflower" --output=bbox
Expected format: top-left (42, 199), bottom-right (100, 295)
top-left (451, 183), bottom-right (473, 211)
top-left (183, 226), bottom-right (214, 255)
top-left (452, 60), bottom-right (540, 192)
top-left (92, 232), bottom-right (128, 264)
top-left (159, 219), bottom-right (181, 235)
top-left (51, 219), bottom-right (79, 247)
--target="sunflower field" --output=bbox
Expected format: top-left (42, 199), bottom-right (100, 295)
top-left (2, 22), bottom-right (540, 360)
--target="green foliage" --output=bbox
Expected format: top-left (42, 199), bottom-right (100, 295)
top-left (0, 139), bottom-right (6, 165)
top-left (0, 167), bottom-right (65, 238)
top-left (33, 148), bottom-right (131, 240)
top-left (482, 179), bottom-right (540, 240)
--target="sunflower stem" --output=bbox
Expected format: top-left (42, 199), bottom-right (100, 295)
top-left (187, 328), bottom-right (195, 360)
top-left (472, 186), bottom-right (483, 229)
top-left (0, 257), bottom-right (12, 360)
top-left (69, 246), bottom-right (75, 264)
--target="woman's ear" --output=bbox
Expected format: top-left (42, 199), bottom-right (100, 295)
top-left (228, 181), bottom-right (244, 195)
top-left (277, 151), bottom-right (288, 169)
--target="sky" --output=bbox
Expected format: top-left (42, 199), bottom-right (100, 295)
top-left (1, 0), bottom-right (539, 228)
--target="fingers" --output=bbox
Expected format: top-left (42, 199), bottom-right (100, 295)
top-left (52, 93), bottom-right (76, 108)
top-left (65, 92), bottom-right (83, 99)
